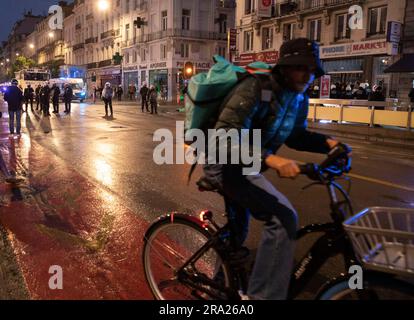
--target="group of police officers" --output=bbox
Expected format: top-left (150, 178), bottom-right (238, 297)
top-left (2, 79), bottom-right (74, 135)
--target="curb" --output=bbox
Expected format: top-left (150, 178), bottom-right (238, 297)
top-left (309, 122), bottom-right (414, 149)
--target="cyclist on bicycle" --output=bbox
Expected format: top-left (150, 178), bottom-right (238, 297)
top-left (202, 38), bottom-right (351, 300)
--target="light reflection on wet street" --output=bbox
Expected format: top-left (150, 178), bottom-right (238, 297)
top-left (0, 100), bottom-right (413, 299)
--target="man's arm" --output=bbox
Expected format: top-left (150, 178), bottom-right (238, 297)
top-left (285, 95), bottom-right (335, 154)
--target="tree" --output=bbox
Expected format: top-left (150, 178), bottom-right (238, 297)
top-left (8, 56), bottom-right (37, 78)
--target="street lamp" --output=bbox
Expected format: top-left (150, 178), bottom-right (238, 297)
top-left (16, 52), bottom-right (20, 57)
top-left (98, 0), bottom-right (110, 11)
top-left (48, 32), bottom-right (54, 38)
top-left (29, 43), bottom-right (35, 49)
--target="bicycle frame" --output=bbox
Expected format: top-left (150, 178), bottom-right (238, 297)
top-left (288, 180), bottom-right (357, 299)
top-left (165, 177), bottom-right (357, 300)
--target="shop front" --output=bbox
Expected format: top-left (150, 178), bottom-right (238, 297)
top-left (320, 39), bottom-right (399, 94)
top-left (98, 66), bottom-right (121, 89)
top-left (123, 66), bottom-right (139, 96)
top-left (149, 62), bottom-right (169, 101)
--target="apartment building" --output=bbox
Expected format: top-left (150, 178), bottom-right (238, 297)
top-left (61, 0), bottom-right (235, 101)
top-left (236, 0), bottom-right (407, 100)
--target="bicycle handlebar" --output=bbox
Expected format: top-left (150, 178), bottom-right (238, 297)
top-left (299, 143), bottom-right (352, 180)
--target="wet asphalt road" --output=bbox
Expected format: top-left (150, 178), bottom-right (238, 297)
top-left (0, 99), bottom-right (413, 299)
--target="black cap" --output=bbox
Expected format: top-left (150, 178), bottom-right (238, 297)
top-left (274, 38), bottom-right (325, 78)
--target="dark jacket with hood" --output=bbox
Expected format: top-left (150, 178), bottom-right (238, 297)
top-left (209, 74), bottom-right (331, 173)
top-left (4, 85), bottom-right (24, 112)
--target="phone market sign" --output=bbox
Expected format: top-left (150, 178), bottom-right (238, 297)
top-left (320, 39), bottom-right (393, 59)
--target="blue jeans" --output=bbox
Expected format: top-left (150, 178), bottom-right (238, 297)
top-left (204, 164), bottom-right (297, 300)
top-left (9, 110), bottom-right (22, 134)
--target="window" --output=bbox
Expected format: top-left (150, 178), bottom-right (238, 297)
top-left (244, 30), bottom-right (253, 52)
top-left (133, 50), bottom-right (137, 63)
top-left (182, 9), bottom-right (191, 30)
top-left (368, 6), bottom-right (388, 35)
top-left (125, 52), bottom-right (130, 64)
top-left (141, 48), bottom-right (146, 61)
top-left (125, 24), bottom-right (130, 41)
top-left (283, 23), bottom-right (296, 41)
top-left (219, 14), bottom-right (227, 34)
top-left (309, 19), bottom-right (322, 42)
top-left (161, 43), bottom-right (167, 59)
top-left (262, 27), bottom-right (273, 50)
top-left (336, 13), bottom-right (351, 40)
top-left (181, 42), bottom-right (189, 58)
top-left (245, 0), bottom-right (256, 14)
top-left (161, 11), bottom-right (168, 31)
top-left (126, 0), bottom-right (130, 14)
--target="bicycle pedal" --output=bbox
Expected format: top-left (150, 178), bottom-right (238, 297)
top-left (228, 247), bottom-right (250, 265)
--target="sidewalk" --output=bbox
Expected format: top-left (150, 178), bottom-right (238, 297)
top-left (0, 121), bottom-right (153, 299)
top-left (308, 122), bottom-right (414, 148)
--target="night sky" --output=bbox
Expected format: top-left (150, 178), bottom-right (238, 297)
top-left (0, 0), bottom-right (64, 42)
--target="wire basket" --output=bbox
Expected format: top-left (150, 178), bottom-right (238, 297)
top-left (343, 207), bottom-right (414, 277)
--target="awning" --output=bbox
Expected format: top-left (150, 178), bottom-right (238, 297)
top-left (384, 54), bottom-right (414, 73)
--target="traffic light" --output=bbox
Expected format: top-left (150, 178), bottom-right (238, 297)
top-left (183, 61), bottom-right (195, 80)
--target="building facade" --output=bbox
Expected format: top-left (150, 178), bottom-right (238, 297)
top-left (235, 0), bottom-right (407, 101)
top-left (62, 0), bottom-right (236, 101)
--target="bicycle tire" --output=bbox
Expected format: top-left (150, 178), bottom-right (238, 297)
top-left (143, 213), bottom-right (236, 300)
top-left (317, 272), bottom-right (414, 300)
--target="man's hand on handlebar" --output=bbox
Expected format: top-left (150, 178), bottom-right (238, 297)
top-left (265, 155), bottom-right (301, 179)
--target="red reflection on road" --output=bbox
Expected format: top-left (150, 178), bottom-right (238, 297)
top-left (0, 132), bottom-right (152, 299)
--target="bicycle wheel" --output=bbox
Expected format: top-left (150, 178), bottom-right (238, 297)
top-left (318, 273), bottom-right (414, 300)
top-left (143, 214), bottom-right (234, 300)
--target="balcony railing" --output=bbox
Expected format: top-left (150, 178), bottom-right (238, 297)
top-left (85, 37), bottom-right (98, 44)
top-left (98, 59), bottom-right (113, 68)
top-left (278, 0), bottom-right (358, 16)
top-left (87, 62), bottom-right (98, 69)
top-left (136, 29), bottom-right (228, 43)
top-left (86, 13), bottom-right (93, 20)
top-left (73, 43), bottom-right (85, 51)
top-left (101, 29), bottom-right (115, 40)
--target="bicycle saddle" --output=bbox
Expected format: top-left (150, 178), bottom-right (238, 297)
top-left (196, 177), bottom-right (218, 192)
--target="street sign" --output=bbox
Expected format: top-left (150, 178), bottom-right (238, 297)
top-left (228, 28), bottom-right (237, 52)
top-left (387, 21), bottom-right (402, 43)
top-left (320, 75), bottom-right (331, 99)
top-left (258, 0), bottom-right (272, 18)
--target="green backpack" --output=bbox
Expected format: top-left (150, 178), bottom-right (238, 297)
top-left (184, 55), bottom-right (272, 142)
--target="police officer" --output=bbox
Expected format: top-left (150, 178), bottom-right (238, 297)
top-left (40, 82), bottom-right (51, 116)
top-left (23, 84), bottom-right (34, 112)
top-left (51, 83), bottom-right (61, 113)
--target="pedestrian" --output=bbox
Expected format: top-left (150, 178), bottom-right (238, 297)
top-left (408, 87), bottom-right (414, 105)
top-left (51, 83), bottom-right (61, 113)
top-left (117, 85), bottom-right (123, 101)
top-left (23, 84), bottom-right (34, 112)
top-left (140, 82), bottom-right (150, 112)
top-left (40, 82), bottom-right (51, 116)
top-left (148, 85), bottom-right (158, 114)
top-left (369, 85), bottom-right (386, 110)
top-left (35, 84), bottom-right (42, 110)
top-left (3, 79), bottom-right (24, 135)
top-left (93, 86), bottom-right (97, 103)
top-left (330, 84), bottom-right (338, 99)
top-left (354, 83), bottom-right (367, 100)
top-left (63, 83), bottom-right (73, 113)
top-left (344, 85), bottom-right (353, 99)
top-left (128, 84), bottom-right (136, 101)
top-left (102, 82), bottom-right (114, 117)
